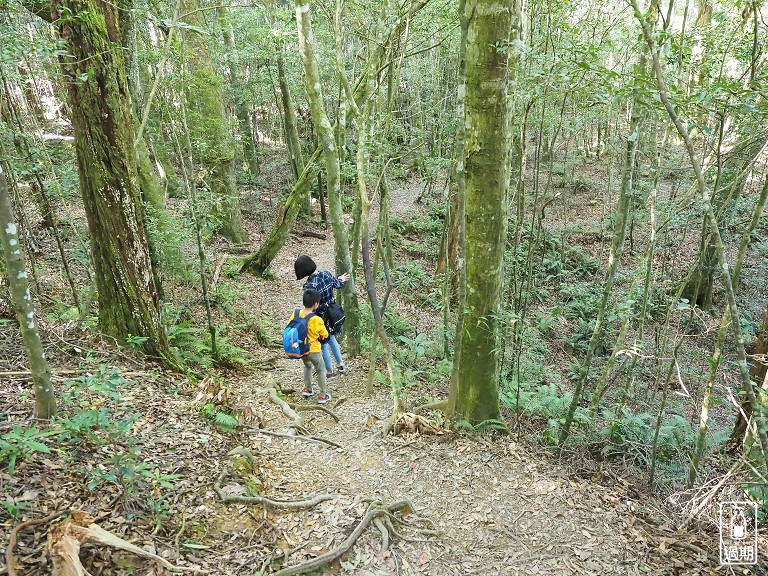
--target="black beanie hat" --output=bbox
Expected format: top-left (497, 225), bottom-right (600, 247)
top-left (294, 255), bottom-right (317, 280)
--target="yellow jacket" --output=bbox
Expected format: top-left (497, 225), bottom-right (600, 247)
top-left (287, 309), bottom-right (328, 354)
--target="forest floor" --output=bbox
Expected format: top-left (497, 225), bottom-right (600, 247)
top-left (0, 155), bottom-right (764, 575)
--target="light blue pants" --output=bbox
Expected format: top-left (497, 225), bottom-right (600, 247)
top-left (321, 334), bottom-right (343, 371)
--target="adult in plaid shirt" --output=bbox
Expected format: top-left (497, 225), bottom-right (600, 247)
top-left (295, 255), bottom-right (349, 376)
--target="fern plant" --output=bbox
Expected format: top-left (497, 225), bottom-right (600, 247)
top-left (199, 402), bottom-right (239, 433)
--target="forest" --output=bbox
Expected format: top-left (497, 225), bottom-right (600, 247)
top-left (0, 0), bottom-right (767, 572)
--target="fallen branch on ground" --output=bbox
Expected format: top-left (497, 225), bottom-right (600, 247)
top-left (46, 511), bottom-right (200, 575)
top-left (215, 467), bottom-right (337, 509)
top-left (7, 511), bottom-right (65, 576)
top-left (270, 500), bottom-right (434, 576)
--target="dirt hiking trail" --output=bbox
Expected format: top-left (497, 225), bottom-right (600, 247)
top-left (219, 178), bottom-right (737, 576)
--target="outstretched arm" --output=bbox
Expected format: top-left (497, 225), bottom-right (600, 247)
top-left (336, 272), bottom-right (350, 286)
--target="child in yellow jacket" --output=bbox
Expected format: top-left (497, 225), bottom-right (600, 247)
top-left (287, 288), bottom-right (331, 404)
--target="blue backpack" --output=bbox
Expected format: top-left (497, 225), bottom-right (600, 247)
top-left (283, 309), bottom-right (316, 358)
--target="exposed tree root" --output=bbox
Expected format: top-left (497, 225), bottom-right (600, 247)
top-left (245, 427), bottom-right (343, 449)
top-left (392, 412), bottom-right (445, 436)
top-left (214, 467), bottom-right (336, 509)
top-left (382, 405), bottom-right (404, 436)
top-left (270, 500), bottom-right (431, 576)
top-left (413, 398), bottom-right (448, 415)
top-left (46, 511), bottom-right (199, 575)
top-left (263, 385), bottom-right (303, 427)
top-left (288, 402), bottom-right (340, 422)
top-left (246, 383), bottom-right (341, 445)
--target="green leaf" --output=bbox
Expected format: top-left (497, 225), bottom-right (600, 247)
top-left (181, 543), bottom-right (211, 549)
top-left (25, 441), bottom-right (50, 453)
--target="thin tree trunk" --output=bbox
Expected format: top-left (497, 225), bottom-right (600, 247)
top-left (559, 5), bottom-right (653, 443)
top-left (446, 0), bottom-right (469, 417)
top-left (559, 121), bottom-right (639, 443)
top-left (0, 72), bottom-right (81, 312)
top-left (0, 166), bottom-right (56, 418)
top-left (276, 55), bottom-right (305, 184)
top-left (268, 0), bottom-right (304, 189)
top-left (295, 0), bottom-right (360, 354)
top-left (357, 73), bottom-right (402, 425)
top-left (219, 6), bottom-right (260, 177)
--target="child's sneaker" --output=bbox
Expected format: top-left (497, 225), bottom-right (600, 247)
top-left (337, 364), bottom-right (347, 373)
top-left (302, 387), bottom-right (314, 398)
top-left (317, 392), bottom-right (332, 405)
top-left (326, 370), bottom-right (338, 378)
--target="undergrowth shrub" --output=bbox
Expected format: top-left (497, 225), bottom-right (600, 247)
top-left (0, 367), bottom-right (182, 525)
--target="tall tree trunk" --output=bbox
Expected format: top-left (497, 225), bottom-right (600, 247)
top-left (295, 0), bottom-right (360, 354)
top-left (435, 0), bottom-right (468, 298)
top-left (41, 0), bottom-right (170, 359)
top-left (446, 0), bottom-right (469, 416)
top-left (0, 167), bottom-right (56, 419)
top-left (276, 55), bottom-right (304, 182)
top-left (218, 6), bottom-right (259, 177)
top-left (181, 0), bottom-right (247, 244)
top-left (455, 0), bottom-right (516, 424)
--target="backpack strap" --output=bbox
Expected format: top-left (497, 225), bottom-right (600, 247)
top-left (297, 309), bottom-right (316, 322)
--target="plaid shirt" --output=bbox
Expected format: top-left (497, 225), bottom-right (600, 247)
top-left (303, 271), bottom-right (344, 311)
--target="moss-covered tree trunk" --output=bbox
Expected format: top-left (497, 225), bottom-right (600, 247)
top-left (0, 167), bottom-right (56, 418)
top-left (181, 0), bottom-right (246, 244)
top-left (454, 0), bottom-right (516, 424)
top-left (240, 148), bottom-right (321, 274)
top-left (276, 56), bottom-right (304, 182)
top-left (218, 6), bottom-right (260, 177)
top-left (47, 0), bottom-right (169, 359)
top-left (295, 0), bottom-right (360, 354)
